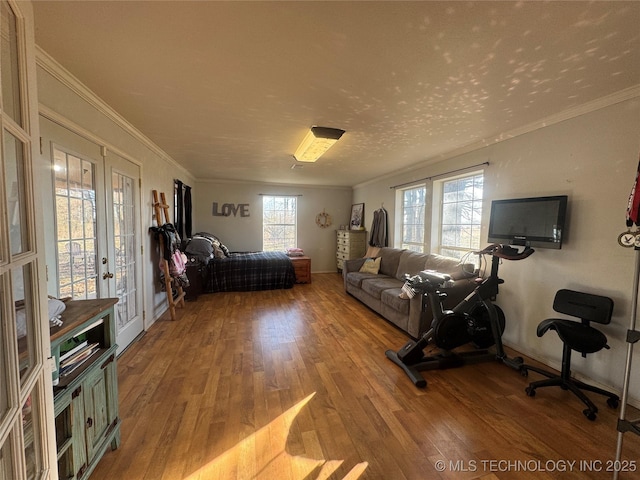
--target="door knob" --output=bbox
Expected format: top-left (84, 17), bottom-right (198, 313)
top-left (102, 272), bottom-right (114, 279)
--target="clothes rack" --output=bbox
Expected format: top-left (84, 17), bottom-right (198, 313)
top-left (152, 190), bottom-right (185, 321)
top-left (612, 247), bottom-right (640, 480)
top-left (613, 159), bottom-right (640, 479)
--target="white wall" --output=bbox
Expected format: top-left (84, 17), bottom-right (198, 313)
top-left (353, 96), bottom-right (640, 404)
top-left (35, 51), bottom-right (195, 327)
top-left (194, 180), bottom-right (352, 272)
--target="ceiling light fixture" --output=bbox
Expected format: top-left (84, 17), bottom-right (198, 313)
top-left (293, 126), bottom-right (345, 162)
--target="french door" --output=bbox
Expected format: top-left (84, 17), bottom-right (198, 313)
top-left (1, 0), bottom-right (57, 477)
top-left (105, 152), bottom-right (143, 351)
top-left (40, 116), bottom-right (143, 353)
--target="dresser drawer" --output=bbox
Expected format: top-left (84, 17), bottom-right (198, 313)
top-left (336, 251), bottom-right (349, 261)
top-left (337, 244), bottom-right (350, 254)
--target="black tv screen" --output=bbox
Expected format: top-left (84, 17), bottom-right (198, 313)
top-left (487, 195), bottom-right (568, 249)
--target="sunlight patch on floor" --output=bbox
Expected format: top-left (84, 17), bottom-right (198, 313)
top-left (183, 392), bottom-right (368, 480)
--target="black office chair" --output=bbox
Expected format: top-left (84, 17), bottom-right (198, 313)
top-left (522, 289), bottom-right (619, 420)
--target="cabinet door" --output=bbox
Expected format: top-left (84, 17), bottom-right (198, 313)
top-left (70, 390), bottom-right (88, 479)
top-left (54, 388), bottom-right (87, 480)
top-left (82, 359), bottom-right (116, 462)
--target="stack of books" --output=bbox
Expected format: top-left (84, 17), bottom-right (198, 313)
top-left (59, 341), bottom-right (100, 377)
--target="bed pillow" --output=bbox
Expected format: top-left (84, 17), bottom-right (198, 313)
top-left (359, 257), bottom-right (381, 274)
top-left (195, 232), bottom-right (230, 257)
top-left (185, 237), bottom-right (214, 263)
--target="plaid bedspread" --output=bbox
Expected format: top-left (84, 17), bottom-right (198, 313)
top-left (203, 251), bottom-right (296, 292)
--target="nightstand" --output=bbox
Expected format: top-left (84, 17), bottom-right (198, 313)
top-left (290, 256), bottom-right (311, 283)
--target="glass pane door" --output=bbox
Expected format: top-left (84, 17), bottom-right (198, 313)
top-left (1, 0), bottom-right (55, 477)
top-left (106, 153), bottom-right (143, 353)
top-left (40, 116), bottom-right (106, 300)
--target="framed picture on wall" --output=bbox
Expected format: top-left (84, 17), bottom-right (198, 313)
top-left (350, 203), bottom-right (364, 230)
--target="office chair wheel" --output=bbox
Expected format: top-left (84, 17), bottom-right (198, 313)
top-left (583, 409), bottom-right (597, 421)
top-left (525, 386), bottom-right (535, 397)
top-left (607, 397), bottom-right (619, 409)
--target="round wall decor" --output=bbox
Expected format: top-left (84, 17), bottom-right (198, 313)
top-left (316, 210), bottom-right (332, 228)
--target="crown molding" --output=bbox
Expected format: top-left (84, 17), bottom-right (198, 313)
top-left (35, 45), bottom-right (189, 176)
top-left (354, 85), bottom-right (640, 190)
top-left (197, 177), bottom-right (353, 191)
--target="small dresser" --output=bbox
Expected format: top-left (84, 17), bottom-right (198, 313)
top-left (336, 229), bottom-right (367, 272)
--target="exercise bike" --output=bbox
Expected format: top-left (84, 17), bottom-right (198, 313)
top-left (385, 243), bottom-right (533, 388)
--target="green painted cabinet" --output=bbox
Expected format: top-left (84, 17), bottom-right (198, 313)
top-left (51, 299), bottom-right (120, 480)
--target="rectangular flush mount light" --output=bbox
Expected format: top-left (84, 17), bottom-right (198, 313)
top-left (294, 126), bottom-right (345, 162)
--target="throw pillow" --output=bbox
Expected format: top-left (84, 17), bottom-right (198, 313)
top-left (359, 257), bottom-right (381, 274)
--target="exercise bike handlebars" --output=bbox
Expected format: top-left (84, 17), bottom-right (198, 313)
top-left (474, 243), bottom-right (535, 261)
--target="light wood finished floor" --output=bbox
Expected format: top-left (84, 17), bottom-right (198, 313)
top-left (90, 273), bottom-right (640, 480)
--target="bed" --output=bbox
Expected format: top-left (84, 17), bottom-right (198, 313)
top-left (183, 233), bottom-right (296, 293)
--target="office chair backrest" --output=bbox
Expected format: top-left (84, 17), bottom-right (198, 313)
top-left (553, 289), bottom-right (614, 326)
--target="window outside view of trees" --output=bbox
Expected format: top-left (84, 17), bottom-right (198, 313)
top-left (54, 149), bottom-right (98, 299)
top-left (263, 195), bottom-right (297, 251)
top-left (401, 185), bottom-right (426, 253)
top-left (440, 173), bottom-right (483, 260)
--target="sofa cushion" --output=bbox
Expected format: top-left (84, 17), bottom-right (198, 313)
top-left (359, 257), bottom-right (381, 274)
top-left (361, 277), bottom-right (403, 299)
top-left (381, 288), bottom-right (410, 315)
top-left (346, 271), bottom-right (381, 289)
top-left (426, 254), bottom-right (474, 280)
top-left (378, 247), bottom-right (405, 277)
top-left (395, 250), bottom-right (430, 280)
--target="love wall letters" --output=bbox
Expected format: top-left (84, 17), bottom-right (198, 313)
top-left (212, 202), bottom-right (250, 217)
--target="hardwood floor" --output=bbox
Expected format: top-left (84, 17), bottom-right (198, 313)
top-left (90, 273), bottom-right (640, 480)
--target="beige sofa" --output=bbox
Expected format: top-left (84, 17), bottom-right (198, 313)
top-left (343, 247), bottom-right (477, 338)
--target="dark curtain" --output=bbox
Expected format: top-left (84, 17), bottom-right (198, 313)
top-left (184, 185), bottom-right (192, 238)
top-left (174, 180), bottom-right (193, 240)
top-left (174, 180), bottom-right (184, 238)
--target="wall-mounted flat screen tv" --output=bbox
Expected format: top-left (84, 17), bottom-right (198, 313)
top-left (487, 195), bottom-right (568, 249)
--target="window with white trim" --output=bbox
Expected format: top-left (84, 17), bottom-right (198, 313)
top-left (262, 195), bottom-right (297, 251)
top-left (400, 185), bottom-right (427, 253)
top-left (437, 173), bottom-right (483, 260)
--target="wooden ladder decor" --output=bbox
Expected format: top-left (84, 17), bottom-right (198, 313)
top-left (152, 190), bottom-right (185, 321)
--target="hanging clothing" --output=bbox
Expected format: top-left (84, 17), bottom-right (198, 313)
top-left (627, 158), bottom-right (640, 227)
top-left (369, 206), bottom-right (389, 247)
top-left (149, 222), bottom-right (190, 288)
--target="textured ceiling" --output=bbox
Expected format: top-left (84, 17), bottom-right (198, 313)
top-left (32, 1), bottom-right (640, 187)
